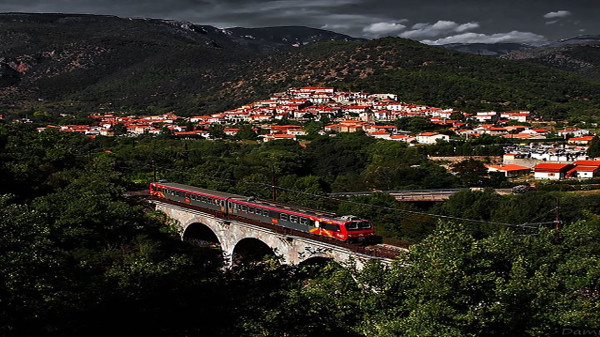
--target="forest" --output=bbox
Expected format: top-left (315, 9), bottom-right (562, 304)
top-left (1, 122), bottom-right (599, 336)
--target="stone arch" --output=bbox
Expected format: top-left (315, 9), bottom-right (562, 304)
top-left (296, 256), bottom-right (349, 280)
top-left (231, 237), bottom-right (278, 266)
top-left (299, 256), bottom-right (336, 267)
top-left (182, 222), bottom-right (222, 248)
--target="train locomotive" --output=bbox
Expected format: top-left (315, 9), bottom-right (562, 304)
top-left (149, 182), bottom-right (376, 243)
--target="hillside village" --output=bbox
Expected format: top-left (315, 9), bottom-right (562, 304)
top-left (24, 86), bottom-right (600, 182)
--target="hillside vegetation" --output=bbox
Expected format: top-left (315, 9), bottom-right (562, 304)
top-left (1, 13), bottom-right (600, 121)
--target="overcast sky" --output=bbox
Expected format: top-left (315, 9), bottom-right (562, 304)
top-left (1, 0), bottom-right (598, 45)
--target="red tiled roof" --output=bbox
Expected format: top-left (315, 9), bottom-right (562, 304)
top-left (263, 133), bottom-right (296, 138)
top-left (533, 163), bottom-right (572, 171)
top-left (569, 136), bottom-right (594, 141)
top-left (372, 125), bottom-right (397, 129)
top-left (174, 130), bottom-right (207, 135)
top-left (575, 160), bottom-right (600, 167)
top-left (574, 166), bottom-right (600, 172)
top-left (390, 134), bottom-right (413, 139)
top-left (487, 164), bottom-right (530, 171)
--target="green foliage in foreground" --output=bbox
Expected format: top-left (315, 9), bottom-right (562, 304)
top-left (2, 188), bottom-right (599, 337)
top-left (1, 122), bottom-right (600, 336)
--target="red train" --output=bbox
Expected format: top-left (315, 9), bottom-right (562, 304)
top-left (149, 182), bottom-right (377, 243)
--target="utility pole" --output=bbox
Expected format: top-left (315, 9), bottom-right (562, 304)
top-left (152, 159), bottom-right (157, 182)
top-left (271, 165), bottom-right (277, 202)
top-left (554, 197), bottom-right (561, 230)
top-left (553, 197), bottom-right (562, 244)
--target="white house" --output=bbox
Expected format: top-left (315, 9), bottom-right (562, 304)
top-left (558, 128), bottom-right (590, 137)
top-left (532, 163), bottom-right (574, 180)
top-left (500, 111), bottom-right (530, 123)
top-left (486, 164), bottom-right (531, 177)
top-left (369, 93), bottom-right (398, 101)
top-left (473, 111), bottom-right (498, 123)
top-left (416, 132), bottom-right (450, 144)
top-left (571, 166), bottom-right (600, 179)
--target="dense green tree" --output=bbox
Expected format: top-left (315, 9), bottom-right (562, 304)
top-left (394, 117), bottom-right (435, 133)
top-left (305, 132), bottom-right (376, 183)
top-left (358, 221), bottom-right (600, 336)
top-left (235, 124), bottom-right (259, 140)
top-left (451, 159), bottom-right (489, 187)
top-left (587, 135), bottom-right (600, 159)
top-left (0, 195), bottom-right (67, 335)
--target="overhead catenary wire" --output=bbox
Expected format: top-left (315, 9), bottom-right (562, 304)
top-left (140, 162), bottom-right (543, 232)
top-left (61, 148), bottom-right (547, 232)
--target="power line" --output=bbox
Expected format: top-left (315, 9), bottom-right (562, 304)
top-left (5, 145), bottom-right (544, 233)
top-left (34, 148), bottom-right (547, 232)
top-left (144, 162), bottom-right (541, 231)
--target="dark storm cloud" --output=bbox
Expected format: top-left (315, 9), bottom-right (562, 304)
top-left (0, 0), bottom-right (599, 43)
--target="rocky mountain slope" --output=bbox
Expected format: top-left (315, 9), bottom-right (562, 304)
top-left (501, 35), bottom-right (600, 81)
top-left (440, 43), bottom-right (533, 57)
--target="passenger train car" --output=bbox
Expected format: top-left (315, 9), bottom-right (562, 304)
top-left (149, 182), bottom-right (376, 243)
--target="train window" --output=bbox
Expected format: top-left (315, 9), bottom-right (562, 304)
top-left (220, 200), bottom-right (225, 207)
top-left (241, 205), bottom-right (247, 212)
top-left (290, 215), bottom-right (298, 223)
top-left (300, 217), bottom-right (308, 225)
top-left (262, 209), bottom-right (270, 217)
top-left (323, 223), bottom-right (340, 232)
top-left (248, 207), bottom-right (254, 213)
top-left (228, 201), bottom-right (233, 208)
top-left (185, 193), bottom-right (190, 199)
top-left (280, 213), bottom-right (289, 221)
top-left (345, 221), bottom-right (371, 230)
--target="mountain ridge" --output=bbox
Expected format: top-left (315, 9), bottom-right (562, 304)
top-left (1, 12), bottom-right (599, 120)
top-left (500, 35), bottom-right (600, 81)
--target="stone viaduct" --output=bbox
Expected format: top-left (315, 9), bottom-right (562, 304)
top-left (152, 200), bottom-right (397, 269)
